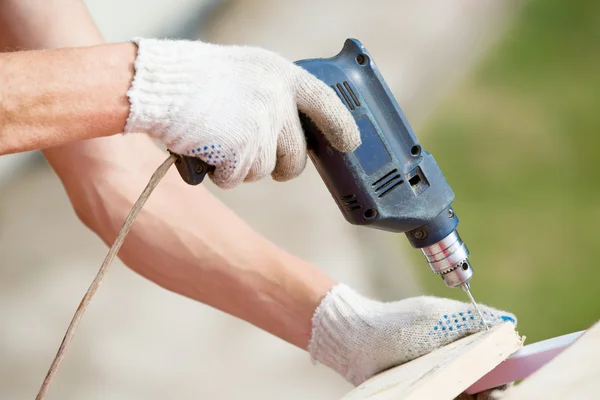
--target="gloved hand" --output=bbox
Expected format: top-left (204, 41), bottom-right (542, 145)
top-left (308, 283), bottom-right (517, 386)
top-left (124, 38), bottom-right (361, 189)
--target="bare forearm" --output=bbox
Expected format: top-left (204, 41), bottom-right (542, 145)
top-left (50, 135), bottom-right (335, 349)
top-left (0, 43), bottom-right (136, 154)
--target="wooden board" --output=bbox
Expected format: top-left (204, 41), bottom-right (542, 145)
top-left (341, 323), bottom-right (523, 400)
top-left (495, 320), bottom-right (600, 400)
top-left (466, 329), bottom-right (585, 394)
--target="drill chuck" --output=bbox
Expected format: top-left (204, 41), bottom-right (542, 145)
top-left (421, 230), bottom-right (474, 288)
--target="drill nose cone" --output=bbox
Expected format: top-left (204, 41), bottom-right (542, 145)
top-left (460, 283), bottom-right (489, 331)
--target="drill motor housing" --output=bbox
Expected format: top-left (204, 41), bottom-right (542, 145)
top-left (295, 39), bottom-right (473, 288)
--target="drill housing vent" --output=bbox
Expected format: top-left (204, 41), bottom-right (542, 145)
top-left (331, 81), bottom-right (360, 110)
top-left (372, 169), bottom-right (403, 198)
top-left (340, 194), bottom-right (361, 211)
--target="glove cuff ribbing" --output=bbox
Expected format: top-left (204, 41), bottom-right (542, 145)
top-left (124, 37), bottom-right (210, 143)
top-left (309, 283), bottom-right (375, 385)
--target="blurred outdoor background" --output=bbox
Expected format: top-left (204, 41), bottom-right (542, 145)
top-left (0, 0), bottom-right (598, 399)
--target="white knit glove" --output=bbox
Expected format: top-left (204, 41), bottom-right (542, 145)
top-left (124, 38), bottom-right (361, 189)
top-left (309, 283), bottom-right (517, 386)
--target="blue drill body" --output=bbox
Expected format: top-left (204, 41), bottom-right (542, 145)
top-left (295, 39), bottom-right (475, 290)
top-left (295, 39), bottom-right (457, 243)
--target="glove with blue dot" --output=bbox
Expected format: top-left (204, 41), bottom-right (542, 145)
top-left (124, 37), bottom-right (361, 189)
top-left (308, 283), bottom-right (517, 386)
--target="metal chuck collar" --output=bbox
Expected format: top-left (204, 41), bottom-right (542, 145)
top-left (420, 230), bottom-right (474, 288)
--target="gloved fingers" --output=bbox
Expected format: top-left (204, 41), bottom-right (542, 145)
top-left (293, 67), bottom-right (362, 153)
top-left (209, 138), bottom-right (257, 189)
top-left (244, 136), bottom-right (277, 183)
top-left (415, 296), bottom-right (518, 333)
top-left (271, 107), bottom-right (308, 182)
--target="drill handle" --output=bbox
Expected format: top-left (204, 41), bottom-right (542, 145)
top-left (170, 152), bottom-right (215, 185)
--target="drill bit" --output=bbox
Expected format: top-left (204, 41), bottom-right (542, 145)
top-left (460, 283), bottom-right (489, 331)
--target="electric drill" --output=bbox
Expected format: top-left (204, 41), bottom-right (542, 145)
top-left (171, 38), bottom-right (486, 323)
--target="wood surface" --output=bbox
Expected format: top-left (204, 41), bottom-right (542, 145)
top-left (467, 329), bottom-right (585, 394)
top-left (495, 320), bottom-right (600, 400)
top-left (341, 323), bottom-right (523, 400)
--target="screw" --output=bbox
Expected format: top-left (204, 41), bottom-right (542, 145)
top-left (195, 165), bottom-right (204, 174)
top-left (448, 209), bottom-right (454, 218)
top-left (414, 230), bottom-right (427, 240)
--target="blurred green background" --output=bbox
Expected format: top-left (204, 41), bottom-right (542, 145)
top-left (414, 0), bottom-right (600, 343)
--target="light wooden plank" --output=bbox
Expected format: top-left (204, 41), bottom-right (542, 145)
top-left (466, 329), bottom-right (585, 394)
top-left (341, 323), bottom-right (523, 400)
top-left (495, 320), bottom-right (600, 400)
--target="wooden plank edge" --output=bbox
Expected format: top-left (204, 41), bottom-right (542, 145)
top-left (466, 329), bottom-right (585, 394)
top-left (493, 319), bottom-right (600, 400)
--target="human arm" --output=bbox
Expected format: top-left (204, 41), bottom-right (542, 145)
top-left (0, 43), bottom-right (136, 154)
top-left (50, 134), bottom-right (336, 349)
top-left (49, 134), bottom-right (518, 384)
